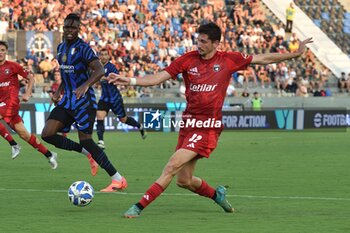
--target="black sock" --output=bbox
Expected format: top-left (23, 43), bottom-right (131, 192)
top-left (135, 202), bottom-right (144, 210)
top-left (44, 151), bottom-right (52, 158)
top-left (212, 193), bottom-right (217, 201)
top-left (124, 117), bottom-right (141, 128)
top-left (80, 139), bottom-right (117, 176)
top-left (9, 140), bottom-right (17, 146)
top-left (42, 134), bottom-right (83, 153)
top-left (96, 120), bottom-right (104, 141)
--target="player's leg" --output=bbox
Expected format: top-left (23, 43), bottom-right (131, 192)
top-left (124, 148), bottom-right (198, 218)
top-left (177, 128), bottom-right (233, 213)
top-left (41, 108), bottom-right (96, 173)
top-left (119, 116), bottom-right (147, 139)
top-left (10, 116), bottom-right (58, 169)
top-left (77, 108), bottom-right (125, 190)
top-left (114, 100), bottom-right (147, 139)
top-left (0, 121), bottom-right (21, 158)
top-left (176, 158), bottom-right (234, 213)
top-left (96, 107), bottom-right (107, 149)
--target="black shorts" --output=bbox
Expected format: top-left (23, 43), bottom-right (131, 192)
top-left (47, 106), bottom-right (96, 134)
top-left (97, 100), bottom-right (126, 118)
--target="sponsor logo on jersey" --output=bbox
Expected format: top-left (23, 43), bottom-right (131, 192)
top-left (0, 81), bottom-right (10, 87)
top-left (60, 64), bottom-right (75, 73)
top-left (4, 69), bottom-right (10, 74)
top-left (0, 102), bottom-right (6, 107)
top-left (189, 83), bottom-right (218, 92)
top-left (188, 67), bottom-right (200, 76)
top-left (71, 48), bottom-right (76, 55)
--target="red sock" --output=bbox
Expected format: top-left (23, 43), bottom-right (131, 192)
top-left (194, 180), bottom-right (216, 199)
top-left (0, 123), bottom-right (14, 143)
top-left (138, 182), bottom-right (164, 208)
top-left (28, 134), bottom-right (49, 155)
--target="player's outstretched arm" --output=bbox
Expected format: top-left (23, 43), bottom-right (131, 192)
top-left (251, 38), bottom-right (313, 65)
top-left (22, 72), bottom-right (34, 102)
top-left (107, 70), bottom-right (172, 87)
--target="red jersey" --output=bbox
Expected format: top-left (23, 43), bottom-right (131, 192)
top-left (165, 50), bottom-right (252, 122)
top-left (0, 61), bottom-right (29, 115)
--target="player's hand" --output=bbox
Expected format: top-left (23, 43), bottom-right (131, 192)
top-left (22, 93), bottom-right (31, 102)
top-left (107, 73), bottom-right (131, 85)
top-left (74, 84), bottom-right (89, 99)
top-left (296, 37), bottom-right (313, 55)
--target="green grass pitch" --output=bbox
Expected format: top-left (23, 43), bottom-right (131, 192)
top-left (1, 131), bottom-right (350, 233)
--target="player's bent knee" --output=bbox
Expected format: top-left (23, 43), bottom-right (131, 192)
top-left (42, 135), bottom-right (54, 143)
top-left (163, 164), bottom-right (180, 177)
top-left (19, 132), bottom-right (30, 141)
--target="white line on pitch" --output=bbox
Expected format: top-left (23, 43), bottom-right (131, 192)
top-left (0, 188), bottom-right (349, 201)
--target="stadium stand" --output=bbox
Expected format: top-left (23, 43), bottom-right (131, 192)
top-left (0, 0), bottom-right (349, 98)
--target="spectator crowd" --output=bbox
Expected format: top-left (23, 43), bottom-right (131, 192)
top-left (0, 0), bottom-right (338, 98)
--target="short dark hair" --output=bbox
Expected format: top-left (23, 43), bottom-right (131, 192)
top-left (197, 23), bottom-right (221, 42)
top-left (100, 48), bottom-right (108, 53)
top-left (0, 40), bottom-right (9, 50)
top-left (64, 13), bottom-right (81, 23)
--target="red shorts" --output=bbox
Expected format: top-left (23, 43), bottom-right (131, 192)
top-left (0, 104), bottom-right (22, 129)
top-left (175, 128), bottom-right (222, 158)
top-left (0, 102), bottom-right (19, 116)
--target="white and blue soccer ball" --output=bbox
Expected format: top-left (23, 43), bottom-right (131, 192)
top-left (68, 181), bottom-right (94, 207)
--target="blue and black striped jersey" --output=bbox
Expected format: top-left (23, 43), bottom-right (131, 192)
top-left (57, 38), bottom-right (98, 110)
top-left (100, 62), bottom-right (122, 103)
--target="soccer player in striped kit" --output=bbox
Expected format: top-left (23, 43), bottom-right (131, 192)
top-left (96, 48), bottom-right (147, 150)
top-left (41, 13), bottom-right (127, 192)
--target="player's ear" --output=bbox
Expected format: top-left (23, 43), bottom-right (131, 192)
top-left (213, 40), bottom-right (220, 48)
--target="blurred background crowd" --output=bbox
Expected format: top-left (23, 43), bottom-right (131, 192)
top-left (0, 0), bottom-right (349, 99)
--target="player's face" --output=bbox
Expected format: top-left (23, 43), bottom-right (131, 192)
top-left (99, 51), bottom-right (109, 64)
top-left (54, 72), bottom-right (61, 81)
top-left (197, 33), bottom-right (219, 59)
top-left (0, 45), bottom-right (7, 63)
top-left (63, 19), bottom-right (80, 43)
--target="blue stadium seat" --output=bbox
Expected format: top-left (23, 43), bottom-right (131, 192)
top-left (344, 12), bottom-right (350, 20)
top-left (321, 12), bottom-right (330, 21)
top-left (343, 26), bottom-right (350, 35)
top-left (344, 19), bottom-right (350, 27)
top-left (313, 19), bottom-right (321, 27)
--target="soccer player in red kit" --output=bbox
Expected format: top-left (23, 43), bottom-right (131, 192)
top-left (0, 40), bottom-right (58, 168)
top-left (108, 23), bottom-right (313, 218)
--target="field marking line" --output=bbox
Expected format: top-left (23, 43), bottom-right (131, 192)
top-left (0, 188), bottom-right (349, 201)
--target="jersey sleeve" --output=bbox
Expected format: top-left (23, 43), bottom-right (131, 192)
top-left (105, 63), bottom-right (119, 77)
top-left (82, 45), bottom-right (98, 63)
top-left (110, 63), bottom-right (119, 75)
top-left (164, 54), bottom-right (189, 80)
top-left (226, 52), bottom-right (253, 72)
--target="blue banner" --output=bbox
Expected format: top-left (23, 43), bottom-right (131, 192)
top-left (26, 31), bottom-right (54, 60)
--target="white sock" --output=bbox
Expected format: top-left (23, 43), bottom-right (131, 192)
top-left (81, 148), bottom-right (90, 156)
top-left (111, 172), bottom-right (122, 181)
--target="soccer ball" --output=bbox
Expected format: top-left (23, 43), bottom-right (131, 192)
top-left (68, 181), bottom-right (94, 207)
